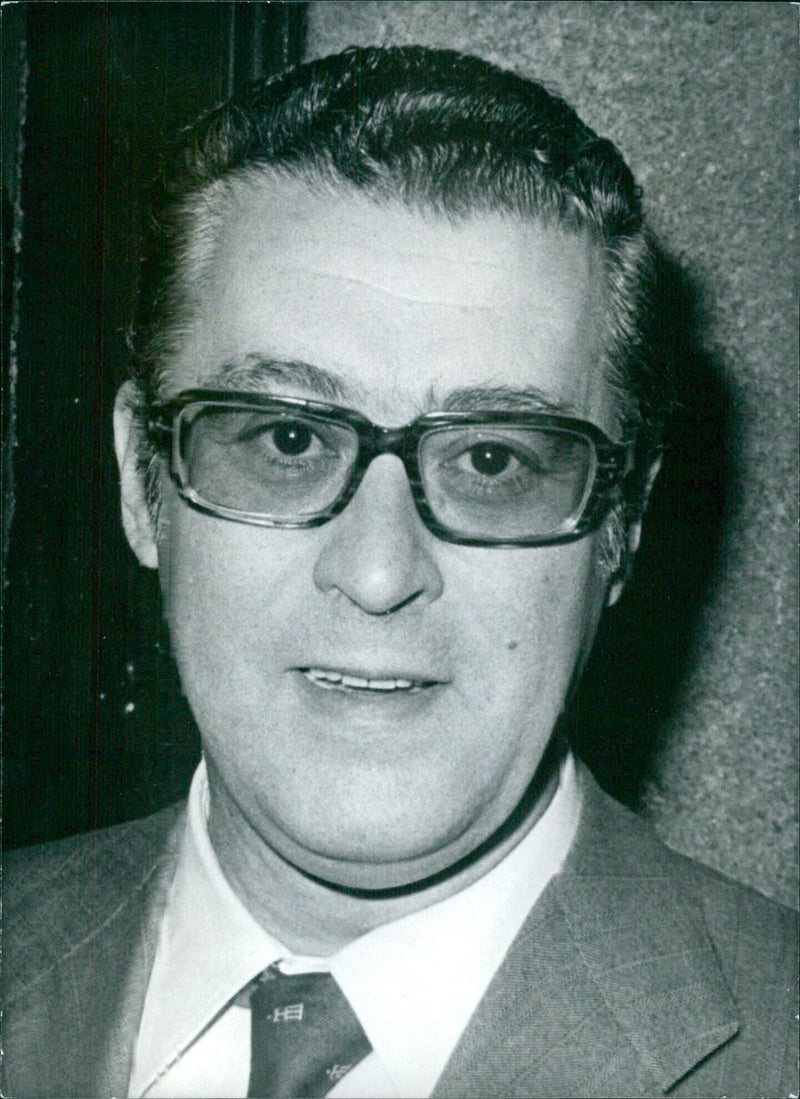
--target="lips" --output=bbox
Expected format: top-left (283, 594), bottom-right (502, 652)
top-left (300, 667), bottom-right (439, 694)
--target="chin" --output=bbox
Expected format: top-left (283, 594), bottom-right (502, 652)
top-left (254, 805), bottom-right (460, 887)
top-left (260, 790), bottom-right (513, 894)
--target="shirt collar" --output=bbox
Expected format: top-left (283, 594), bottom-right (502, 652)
top-left (130, 764), bottom-right (284, 1094)
top-left (131, 752), bottom-right (582, 1097)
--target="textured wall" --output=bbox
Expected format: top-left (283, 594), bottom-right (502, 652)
top-left (305, 1), bottom-right (798, 907)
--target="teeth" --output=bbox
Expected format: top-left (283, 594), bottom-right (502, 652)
top-left (304, 669), bottom-right (423, 692)
top-left (341, 674), bottom-right (369, 689)
top-left (308, 669), bottom-right (343, 684)
top-left (369, 678), bottom-right (413, 690)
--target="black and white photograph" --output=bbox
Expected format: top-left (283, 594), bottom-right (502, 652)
top-left (2, 3), bottom-right (797, 1096)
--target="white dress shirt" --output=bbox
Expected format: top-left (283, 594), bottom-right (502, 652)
top-left (129, 752), bottom-right (582, 1098)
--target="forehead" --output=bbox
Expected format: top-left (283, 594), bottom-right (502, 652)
top-left (169, 176), bottom-right (612, 427)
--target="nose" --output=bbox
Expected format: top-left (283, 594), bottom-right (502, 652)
top-left (312, 455), bottom-right (444, 614)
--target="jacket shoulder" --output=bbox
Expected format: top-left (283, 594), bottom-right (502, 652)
top-left (4, 803), bottom-right (184, 1000)
top-left (617, 792), bottom-right (795, 952)
top-left (3, 805), bottom-right (185, 1098)
top-left (593, 783), bottom-right (797, 972)
top-left (579, 776), bottom-right (796, 920)
top-left (575, 781), bottom-right (798, 1097)
top-left (665, 842), bottom-right (798, 1097)
top-left (666, 837), bottom-right (797, 945)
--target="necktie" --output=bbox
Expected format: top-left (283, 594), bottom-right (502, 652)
top-left (247, 964), bottom-right (372, 1098)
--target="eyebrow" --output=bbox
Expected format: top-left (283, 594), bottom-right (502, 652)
top-left (203, 356), bottom-right (362, 404)
top-left (436, 384), bottom-right (578, 416)
top-left (203, 356), bottom-right (577, 418)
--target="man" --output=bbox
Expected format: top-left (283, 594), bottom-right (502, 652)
top-left (4, 46), bottom-right (797, 1099)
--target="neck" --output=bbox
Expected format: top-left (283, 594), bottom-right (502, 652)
top-left (206, 741), bottom-right (566, 955)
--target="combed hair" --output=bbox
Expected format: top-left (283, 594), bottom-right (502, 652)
top-left (130, 45), bottom-right (677, 529)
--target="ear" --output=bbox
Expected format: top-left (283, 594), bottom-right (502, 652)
top-left (114, 381), bottom-right (159, 569)
top-left (606, 452), bottom-right (663, 608)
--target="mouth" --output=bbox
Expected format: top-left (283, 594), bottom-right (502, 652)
top-left (299, 667), bottom-right (440, 695)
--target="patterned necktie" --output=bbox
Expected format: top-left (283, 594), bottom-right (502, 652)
top-left (247, 964), bottom-right (373, 1098)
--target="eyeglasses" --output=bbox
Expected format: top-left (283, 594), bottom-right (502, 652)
top-left (147, 389), bottom-right (634, 547)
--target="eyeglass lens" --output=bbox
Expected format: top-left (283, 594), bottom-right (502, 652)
top-left (419, 425), bottom-right (592, 539)
top-left (183, 406), bottom-right (359, 517)
top-left (179, 405), bottom-right (595, 538)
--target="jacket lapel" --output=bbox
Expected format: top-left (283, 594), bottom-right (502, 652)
top-left (93, 806), bottom-right (185, 1096)
top-left (434, 772), bottom-right (739, 1098)
top-left (4, 803), bottom-right (184, 1098)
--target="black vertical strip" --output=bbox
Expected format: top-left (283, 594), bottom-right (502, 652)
top-left (88, 2), bottom-right (111, 833)
top-left (1, 5), bottom-right (28, 587)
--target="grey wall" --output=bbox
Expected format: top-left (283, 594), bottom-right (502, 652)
top-left (305, 1), bottom-right (799, 908)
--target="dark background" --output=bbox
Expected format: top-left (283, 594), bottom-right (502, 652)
top-left (3, 2), bottom-right (797, 909)
top-left (3, 2), bottom-right (305, 844)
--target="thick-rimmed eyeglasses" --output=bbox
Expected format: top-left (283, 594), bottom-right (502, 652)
top-left (147, 390), bottom-right (634, 547)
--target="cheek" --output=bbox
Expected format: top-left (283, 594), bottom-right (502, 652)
top-left (157, 500), bottom-right (305, 678)
top-left (449, 540), bottom-right (607, 708)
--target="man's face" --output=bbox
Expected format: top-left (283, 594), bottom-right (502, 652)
top-left (125, 178), bottom-right (617, 889)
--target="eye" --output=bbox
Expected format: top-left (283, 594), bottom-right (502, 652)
top-left (233, 416), bottom-right (326, 460)
top-left (451, 441), bottom-right (537, 480)
top-left (462, 442), bottom-right (517, 477)
top-left (271, 420), bottom-right (314, 456)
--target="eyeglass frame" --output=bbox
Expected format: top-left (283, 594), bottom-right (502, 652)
top-left (147, 388), bottom-right (635, 548)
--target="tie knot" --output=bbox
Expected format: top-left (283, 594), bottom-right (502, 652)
top-left (248, 965), bottom-right (372, 1097)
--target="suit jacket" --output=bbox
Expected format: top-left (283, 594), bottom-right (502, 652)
top-left (3, 774), bottom-right (797, 1099)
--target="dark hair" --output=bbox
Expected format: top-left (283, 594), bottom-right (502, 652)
top-left (131, 45), bottom-right (676, 514)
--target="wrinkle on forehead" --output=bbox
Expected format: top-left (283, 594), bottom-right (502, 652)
top-left (169, 177), bottom-right (613, 430)
top-left (222, 176), bottom-right (598, 312)
top-left (279, 265), bottom-right (497, 313)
